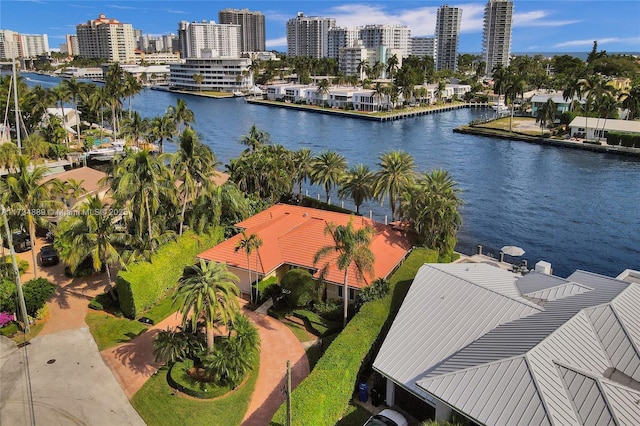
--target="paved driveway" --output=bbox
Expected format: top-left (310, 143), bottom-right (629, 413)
top-left (0, 328), bottom-right (145, 426)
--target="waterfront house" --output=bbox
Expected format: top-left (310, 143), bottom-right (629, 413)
top-left (374, 263), bottom-right (640, 424)
top-left (197, 204), bottom-right (412, 301)
top-left (568, 116), bottom-right (640, 142)
top-left (44, 107), bottom-right (81, 140)
top-left (530, 92), bottom-right (578, 117)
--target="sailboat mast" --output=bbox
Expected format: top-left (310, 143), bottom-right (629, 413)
top-left (12, 58), bottom-right (22, 150)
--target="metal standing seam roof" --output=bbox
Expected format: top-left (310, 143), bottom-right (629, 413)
top-left (375, 263), bottom-right (640, 426)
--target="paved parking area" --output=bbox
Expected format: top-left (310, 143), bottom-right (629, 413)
top-left (0, 328), bottom-right (145, 426)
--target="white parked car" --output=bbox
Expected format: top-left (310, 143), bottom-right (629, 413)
top-left (363, 409), bottom-right (408, 426)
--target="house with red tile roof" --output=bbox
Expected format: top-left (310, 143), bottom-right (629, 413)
top-left (197, 204), bottom-right (413, 301)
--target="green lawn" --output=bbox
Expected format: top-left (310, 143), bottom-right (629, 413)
top-left (131, 359), bottom-right (259, 426)
top-left (85, 312), bottom-right (148, 351)
top-left (283, 318), bottom-right (311, 342)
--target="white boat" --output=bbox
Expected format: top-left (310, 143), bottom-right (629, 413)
top-left (491, 102), bottom-right (510, 113)
top-left (86, 140), bottom-right (126, 160)
top-left (233, 91), bottom-right (244, 97)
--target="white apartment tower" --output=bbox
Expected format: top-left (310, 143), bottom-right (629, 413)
top-left (218, 8), bottom-right (266, 52)
top-left (0, 30), bottom-right (49, 59)
top-left (483, 0), bottom-right (514, 75)
top-left (178, 21), bottom-right (241, 59)
top-left (286, 13), bottom-right (335, 58)
top-left (76, 14), bottom-right (136, 63)
top-left (328, 27), bottom-right (360, 59)
top-left (359, 25), bottom-right (411, 58)
top-left (410, 37), bottom-right (438, 59)
top-left (435, 5), bottom-right (462, 71)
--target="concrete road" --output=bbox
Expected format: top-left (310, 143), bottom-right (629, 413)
top-left (0, 328), bottom-right (145, 426)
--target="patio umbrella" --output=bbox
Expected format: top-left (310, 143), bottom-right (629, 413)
top-left (501, 245), bottom-right (525, 257)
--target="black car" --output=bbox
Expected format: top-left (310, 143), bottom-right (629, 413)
top-left (12, 231), bottom-right (32, 253)
top-left (39, 245), bottom-right (59, 266)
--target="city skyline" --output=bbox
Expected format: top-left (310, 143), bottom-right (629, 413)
top-left (1, 1), bottom-right (639, 54)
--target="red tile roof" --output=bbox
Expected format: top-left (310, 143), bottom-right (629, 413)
top-left (197, 204), bottom-right (412, 289)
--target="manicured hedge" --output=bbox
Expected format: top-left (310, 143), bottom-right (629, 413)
top-left (271, 248), bottom-right (435, 426)
top-left (607, 131), bottom-right (640, 148)
top-left (116, 229), bottom-right (223, 319)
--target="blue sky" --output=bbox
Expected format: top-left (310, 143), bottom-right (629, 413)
top-left (2, 0), bottom-right (639, 53)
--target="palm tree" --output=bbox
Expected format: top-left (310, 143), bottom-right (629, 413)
top-left (172, 127), bottom-right (218, 235)
top-left (338, 164), bottom-right (374, 215)
top-left (316, 79), bottom-right (330, 105)
top-left (174, 260), bottom-right (240, 353)
top-left (61, 78), bottom-right (85, 146)
top-left (121, 111), bottom-right (147, 148)
top-left (0, 142), bottom-right (19, 172)
top-left (291, 148), bottom-right (313, 197)
top-left (619, 84), bottom-right (640, 120)
top-left (110, 149), bottom-right (171, 252)
top-left (400, 169), bottom-right (462, 254)
top-left (147, 113), bottom-right (176, 153)
top-left (357, 60), bottom-right (368, 81)
top-left (310, 150), bottom-right (347, 204)
top-left (51, 84), bottom-right (70, 147)
top-left (314, 218), bottom-right (375, 328)
top-left (54, 196), bottom-right (123, 294)
top-left (536, 98), bottom-right (557, 136)
top-left (234, 231), bottom-right (263, 304)
top-left (153, 328), bottom-right (204, 365)
top-left (4, 156), bottom-right (63, 278)
top-left (373, 150), bottom-right (416, 221)
top-left (386, 54), bottom-right (399, 79)
top-left (122, 73), bottom-right (143, 118)
top-left (373, 82), bottom-right (386, 111)
top-left (167, 98), bottom-right (194, 134)
top-left (192, 74), bottom-right (205, 92)
top-left (239, 124), bottom-right (270, 152)
top-left (23, 133), bottom-right (49, 161)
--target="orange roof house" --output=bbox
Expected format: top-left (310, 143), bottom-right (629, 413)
top-left (197, 204), bottom-right (413, 299)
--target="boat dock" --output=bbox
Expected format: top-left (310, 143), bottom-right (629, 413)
top-left (0, 155), bottom-right (85, 177)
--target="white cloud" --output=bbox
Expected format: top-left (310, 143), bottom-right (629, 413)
top-left (554, 37), bottom-right (640, 48)
top-left (266, 37), bottom-right (288, 49)
top-left (164, 9), bottom-right (186, 15)
top-left (513, 10), bottom-right (580, 28)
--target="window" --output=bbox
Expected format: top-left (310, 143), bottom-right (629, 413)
top-left (338, 287), bottom-right (356, 301)
top-left (338, 286), bottom-right (342, 298)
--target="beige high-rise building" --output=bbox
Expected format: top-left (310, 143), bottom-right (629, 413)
top-left (60, 34), bottom-right (80, 56)
top-left (76, 13), bottom-right (136, 63)
top-left (483, 0), bottom-right (514, 75)
top-left (218, 8), bottom-right (265, 52)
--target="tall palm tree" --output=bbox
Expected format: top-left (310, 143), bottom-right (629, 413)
top-left (338, 164), bottom-right (374, 215)
top-left (122, 73), bottom-right (143, 118)
top-left (314, 219), bottom-right (375, 328)
top-left (172, 127), bottom-right (218, 235)
top-left (536, 99), bottom-right (557, 136)
top-left (292, 148), bottom-right (313, 196)
top-left (121, 111), bottom-right (147, 148)
top-left (0, 142), bottom-right (19, 172)
top-left (147, 112), bottom-right (176, 153)
top-left (192, 74), bottom-right (205, 92)
top-left (61, 78), bottom-right (85, 146)
top-left (619, 84), bottom-right (640, 120)
top-left (373, 150), bottom-right (416, 221)
top-left (234, 231), bottom-right (263, 304)
top-left (167, 98), bottom-right (194, 134)
top-left (4, 156), bottom-right (63, 278)
top-left (174, 260), bottom-right (240, 353)
top-left (310, 150), bottom-right (347, 204)
top-left (386, 54), bottom-right (399, 79)
top-left (23, 133), bottom-right (49, 161)
top-left (54, 196), bottom-right (123, 294)
top-left (51, 84), bottom-right (70, 147)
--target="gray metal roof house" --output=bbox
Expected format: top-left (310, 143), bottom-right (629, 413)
top-left (373, 263), bottom-right (640, 425)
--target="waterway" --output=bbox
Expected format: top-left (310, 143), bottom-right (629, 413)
top-left (21, 73), bottom-right (640, 278)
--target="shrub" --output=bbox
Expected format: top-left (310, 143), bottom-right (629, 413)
top-left (280, 269), bottom-right (316, 308)
top-left (22, 278), bottom-right (56, 317)
top-left (168, 358), bottom-right (233, 399)
top-left (0, 280), bottom-right (16, 313)
top-left (313, 300), bottom-right (342, 322)
top-left (48, 143), bottom-right (68, 159)
top-left (88, 299), bottom-right (104, 311)
top-left (355, 278), bottom-right (390, 309)
top-left (116, 229), bottom-right (222, 318)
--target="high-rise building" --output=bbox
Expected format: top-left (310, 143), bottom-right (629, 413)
top-left (286, 12), bottom-right (335, 58)
top-left (328, 27), bottom-right (360, 59)
top-left (178, 20), bottom-right (241, 59)
top-left (358, 25), bottom-right (411, 58)
top-left (435, 5), bottom-right (462, 71)
top-left (218, 8), bottom-right (265, 52)
top-left (483, 0), bottom-right (514, 75)
top-left (0, 30), bottom-right (49, 59)
top-left (60, 34), bottom-right (80, 56)
top-left (410, 37), bottom-right (438, 59)
top-left (76, 14), bottom-right (136, 63)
